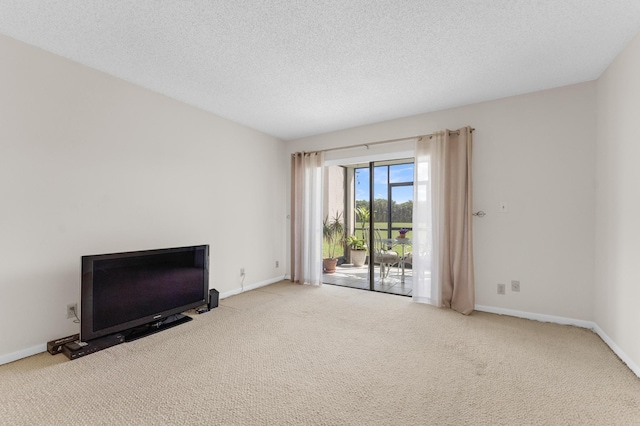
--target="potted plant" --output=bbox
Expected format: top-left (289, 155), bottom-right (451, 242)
top-left (323, 212), bottom-right (344, 273)
top-left (354, 206), bottom-right (372, 264)
top-left (398, 228), bottom-right (409, 238)
top-left (346, 235), bottom-right (367, 267)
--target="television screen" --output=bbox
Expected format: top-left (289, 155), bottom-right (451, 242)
top-left (81, 245), bottom-right (209, 341)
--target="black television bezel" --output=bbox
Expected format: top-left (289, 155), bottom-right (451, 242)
top-left (80, 244), bottom-right (209, 342)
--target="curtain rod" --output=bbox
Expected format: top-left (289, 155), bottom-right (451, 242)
top-left (307, 127), bottom-right (475, 155)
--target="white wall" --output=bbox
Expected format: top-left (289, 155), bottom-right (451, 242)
top-left (287, 82), bottom-right (597, 321)
top-left (595, 32), bottom-right (640, 372)
top-left (0, 35), bottom-right (288, 362)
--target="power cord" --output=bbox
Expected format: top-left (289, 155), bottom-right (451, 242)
top-left (70, 306), bottom-right (80, 324)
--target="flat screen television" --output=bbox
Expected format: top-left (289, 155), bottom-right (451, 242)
top-left (81, 244), bottom-right (209, 342)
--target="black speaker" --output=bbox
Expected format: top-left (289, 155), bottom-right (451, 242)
top-left (208, 288), bottom-right (219, 310)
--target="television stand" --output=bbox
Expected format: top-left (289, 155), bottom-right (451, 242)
top-left (122, 313), bottom-right (192, 342)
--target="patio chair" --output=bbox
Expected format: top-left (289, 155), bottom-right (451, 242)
top-left (402, 252), bottom-right (412, 268)
top-left (371, 230), bottom-right (399, 280)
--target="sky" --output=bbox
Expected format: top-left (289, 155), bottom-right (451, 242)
top-left (355, 163), bottom-right (414, 203)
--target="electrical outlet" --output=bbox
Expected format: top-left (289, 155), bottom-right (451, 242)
top-left (511, 280), bottom-right (521, 292)
top-left (497, 283), bottom-right (506, 295)
top-left (240, 268), bottom-right (245, 276)
top-left (67, 303), bottom-right (77, 319)
top-left (275, 260), bottom-right (279, 268)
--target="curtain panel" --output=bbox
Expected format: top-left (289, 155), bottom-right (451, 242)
top-left (413, 126), bottom-right (474, 314)
top-left (290, 152), bottom-right (324, 285)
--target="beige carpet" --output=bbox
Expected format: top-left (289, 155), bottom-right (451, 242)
top-left (1, 281), bottom-right (638, 425)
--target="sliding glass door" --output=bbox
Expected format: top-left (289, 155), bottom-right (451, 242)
top-left (321, 158), bottom-right (414, 296)
top-left (360, 160), bottom-right (414, 295)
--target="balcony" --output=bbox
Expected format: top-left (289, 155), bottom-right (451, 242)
top-left (323, 262), bottom-right (413, 297)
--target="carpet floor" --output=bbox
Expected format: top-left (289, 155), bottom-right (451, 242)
top-left (1, 281), bottom-right (638, 425)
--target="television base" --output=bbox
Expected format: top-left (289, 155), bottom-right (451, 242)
top-left (63, 333), bottom-right (125, 360)
top-left (123, 313), bottom-right (192, 342)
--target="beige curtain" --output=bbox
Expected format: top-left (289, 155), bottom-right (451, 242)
top-left (413, 126), bottom-right (474, 314)
top-left (290, 152), bottom-right (324, 285)
top-left (438, 127), bottom-right (474, 314)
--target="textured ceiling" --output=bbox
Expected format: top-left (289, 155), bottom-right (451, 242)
top-left (1, 1), bottom-right (640, 140)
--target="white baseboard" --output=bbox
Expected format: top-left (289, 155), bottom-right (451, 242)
top-left (475, 304), bottom-right (639, 378)
top-left (474, 304), bottom-right (595, 329)
top-left (218, 275), bottom-right (287, 300)
top-left (591, 323), bottom-right (640, 378)
top-left (0, 344), bottom-right (46, 366)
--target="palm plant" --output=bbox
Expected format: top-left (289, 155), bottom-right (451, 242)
top-left (355, 205), bottom-right (370, 227)
top-left (343, 206), bottom-right (371, 267)
top-left (345, 235), bottom-right (366, 250)
top-left (346, 206), bottom-right (369, 250)
top-left (354, 206), bottom-right (371, 252)
top-left (323, 211), bottom-right (344, 260)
